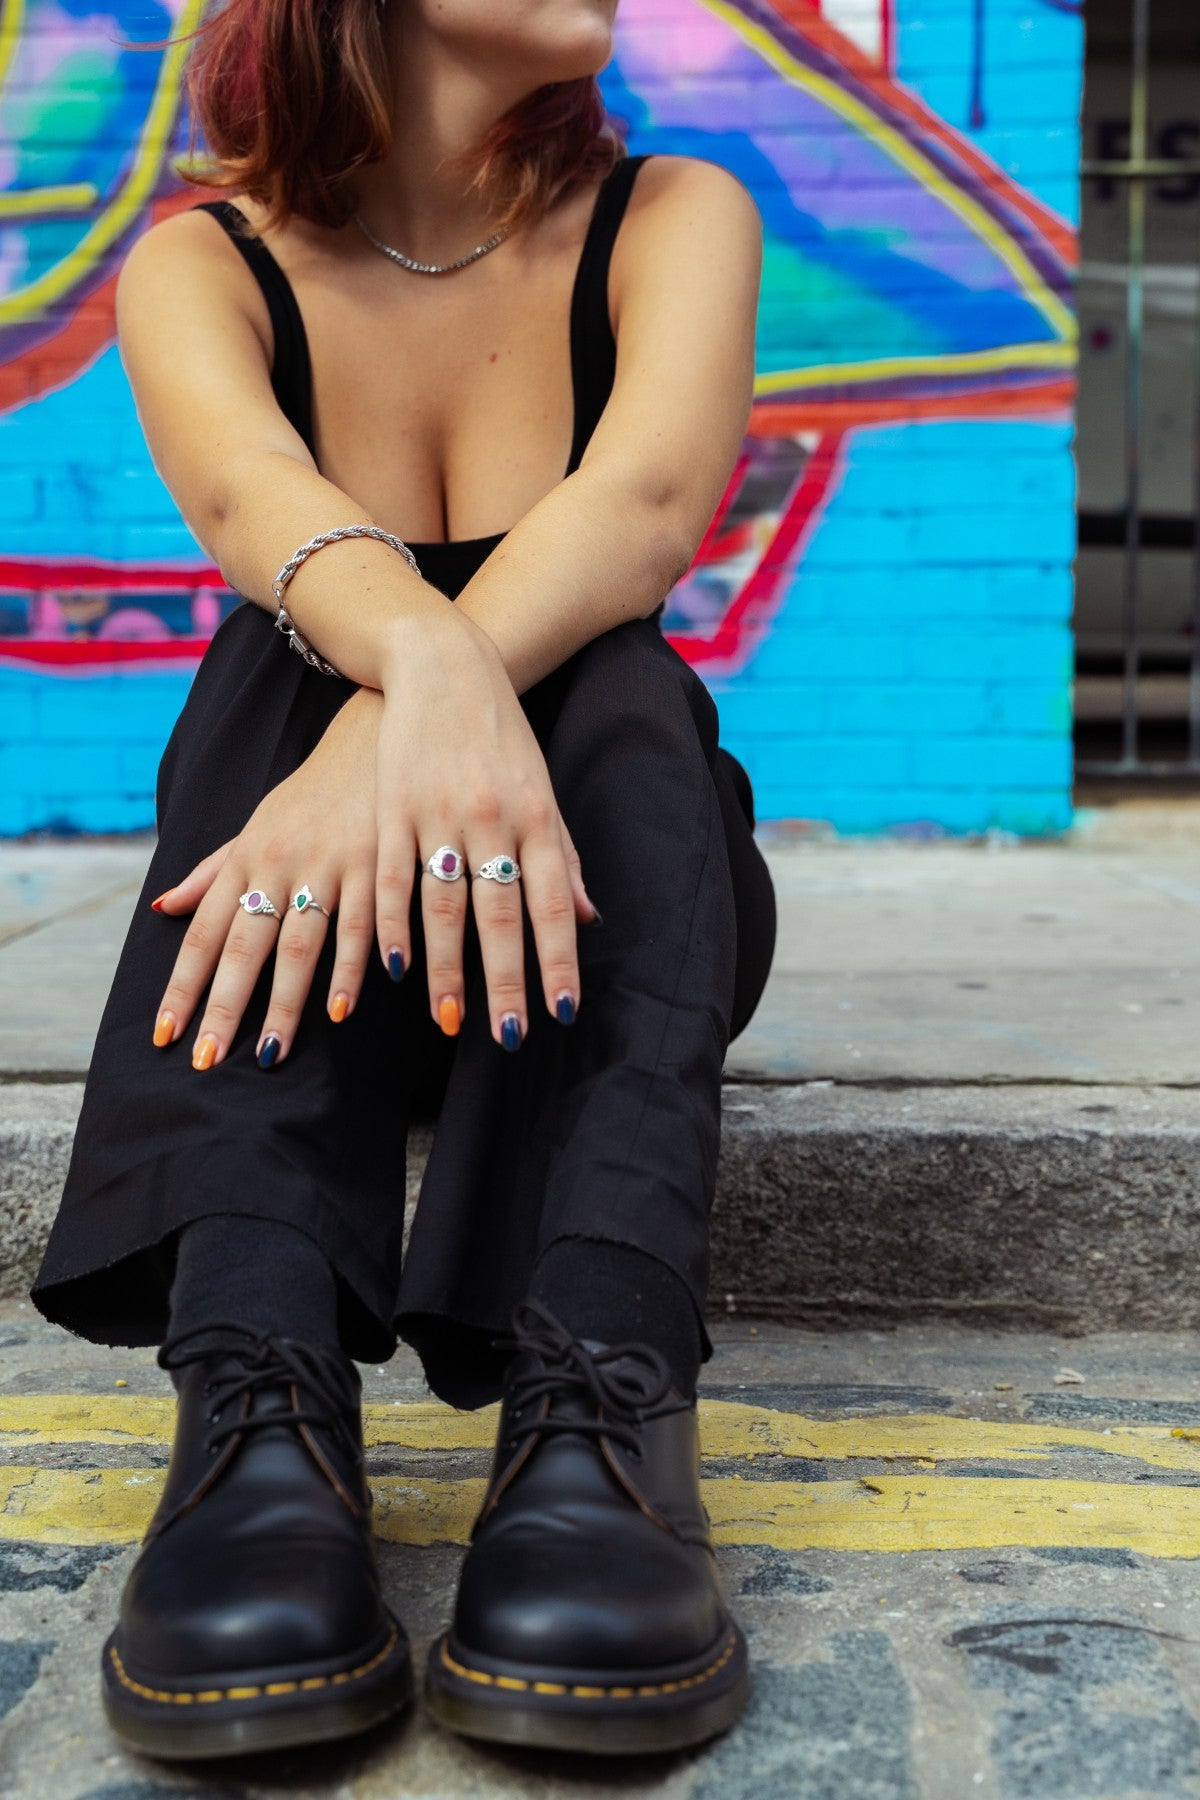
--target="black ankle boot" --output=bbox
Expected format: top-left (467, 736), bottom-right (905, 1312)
top-left (424, 1301), bottom-right (749, 1754)
top-left (101, 1323), bottom-right (413, 1759)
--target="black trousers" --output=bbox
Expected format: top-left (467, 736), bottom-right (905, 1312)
top-left (30, 609), bottom-right (776, 1408)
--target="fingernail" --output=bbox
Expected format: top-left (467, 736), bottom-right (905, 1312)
top-left (555, 992), bottom-right (577, 1025)
top-left (329, 993), bottom-right (350, 1024)
top-left (387, 947), bottom-right (406, 983)
top-left (257, 1034), bottom-right (281, 1070)
top-left (192, 1035), bottom-right (217, 1072)
top-left (438, 996), bottom-right (461, 1037)
top-left (150, 891), bottom-right (171, 914)
top-left (153, 1011), bottom-right (175, 1049)
top-left (500, 1012), bottom-right (523, 1052)
top-left (587, 905), bottom-right (604, 928)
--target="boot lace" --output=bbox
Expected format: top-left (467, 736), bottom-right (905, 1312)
top-left (492, 1299), bottom-right (691, 1458)
top-left (157, 1321), bottom-right (362, 1463)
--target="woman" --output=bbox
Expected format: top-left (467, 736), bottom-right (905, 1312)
top-left (30, 0), bottom-right (775, 1764)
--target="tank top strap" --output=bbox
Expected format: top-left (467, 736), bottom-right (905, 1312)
top-left (566, 152), bottom-right (654, 476)
top-left (192, 200), bottom-right (316, 457)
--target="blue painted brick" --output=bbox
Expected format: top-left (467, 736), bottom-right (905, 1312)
top-left (911, 734), bottom-right (1074, 789)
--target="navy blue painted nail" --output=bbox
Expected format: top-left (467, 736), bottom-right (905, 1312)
top-left (556, 992), bottom-right (577, 1025)
top-left (586, 907), bottom-right (605, 928)
top-left (500, 1013), bottom-right (522, 1053)
top-left (257, 1034), bottom-right (281, 1070)
top-left (387, 947), bottom-right (406, 983)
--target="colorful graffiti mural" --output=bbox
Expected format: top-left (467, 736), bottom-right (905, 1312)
top-left (0, 0), bottom-right (1082, 834)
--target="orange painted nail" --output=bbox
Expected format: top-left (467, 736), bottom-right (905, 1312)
top-left (150, 891), bottom-right (171, 913)
top-left (329, 993), bottom-right (350, 1024)
top-left (153, 1011), bottom-right (175, 1049)
top-left (192, 1035), bottom-right (218, 1072)
top-left (438, 996), bottom-right (461, 1037)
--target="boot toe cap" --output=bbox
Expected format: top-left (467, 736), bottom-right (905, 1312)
top-left (119, 1534), bottom-right (385, 1680)
top-left (454, 1527), bottom-right (726, 1673)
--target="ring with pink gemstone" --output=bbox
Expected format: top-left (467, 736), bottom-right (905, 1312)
top-left (424, 845), bottom-right (466, 884)
top-left (238, 888), bottom-right (281, 918)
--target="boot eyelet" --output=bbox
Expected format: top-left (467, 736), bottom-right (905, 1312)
top-left (209, 1410), bottom-right (220, 1423)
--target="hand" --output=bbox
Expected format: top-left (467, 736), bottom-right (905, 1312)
top-left (371, 608), bottom-right (598, 1050)
top-left (151, 688), bottom-right (384, 1069)
top-left (151, 619), bottom-right (599, 1066)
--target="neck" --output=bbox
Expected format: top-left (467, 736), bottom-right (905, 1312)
top-left (352, 16), bottom-right (528, 260)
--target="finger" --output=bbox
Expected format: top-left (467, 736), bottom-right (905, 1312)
top-left (255, 890), bottom-right (332, 1067)
top-left (558, 818), bottom-right (601, 925)
top-left (471, 851), bottom-right (529, 1051)
top-left (420, 840), bottom-right (469, 1036)
top-left (327, 869), bottom-right (375, 1023)
top-left (151, 840), bottom-right (235, 916)
top-left (521, 833), bottom-right (582, 1025)
top-left (152, 869), bottom-right (247, 1048)
top-left (375, 817), bottom-right (417, 985)
top-left (189, 891), bottom-right (283, 1069)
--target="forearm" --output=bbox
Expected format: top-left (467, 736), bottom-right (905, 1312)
top-left (210, 448), bottom-right (459, 690)
top-left (453, 465), bottom-right (695, 695)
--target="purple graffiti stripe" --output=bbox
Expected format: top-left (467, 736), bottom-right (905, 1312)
top-left (763, 363), bottom-right (1072, 407)
top-left (723, 0), bottom-right (1074, 302)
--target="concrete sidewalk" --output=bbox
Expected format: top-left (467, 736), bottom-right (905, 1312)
top-left (3, 801), bottom-right (1200, 1329)
top-left (6, 806), bottom-right (1200, 1800)
top-left (6, 1302), bottom-right (1200, 1800)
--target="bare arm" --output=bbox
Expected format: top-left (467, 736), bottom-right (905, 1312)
top-left (454, 156), bottom-right (762, 693)
top-left (116, 156), bottom-right (760, 698)
top-left (115, 209), bottom-right (458, 693)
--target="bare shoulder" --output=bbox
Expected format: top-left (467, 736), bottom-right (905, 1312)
top-left (624, 152), bottom-right (761, 236)
top-left (610, 153), bottom-right (762, 334)
top-left (612, 154), bottom-right (761, 302)
top-left (117, 201), bottom-right (273, 362)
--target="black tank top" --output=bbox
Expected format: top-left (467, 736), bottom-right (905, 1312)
top-left (193, 154), bottom-right (654, 599)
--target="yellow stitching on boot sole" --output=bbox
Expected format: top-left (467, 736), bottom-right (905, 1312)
top-left (107, 1630), bottom-right (399, 1707)
top-left (439, 1629), bottom-right (737, 1700)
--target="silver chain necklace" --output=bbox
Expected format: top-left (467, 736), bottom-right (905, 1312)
top-left (352, 211), bottom-right (506, 275)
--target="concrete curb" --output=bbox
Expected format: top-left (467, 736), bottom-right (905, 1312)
top-left (4, 1081), bottom-right (1200, 1330)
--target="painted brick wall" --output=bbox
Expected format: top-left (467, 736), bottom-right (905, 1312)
top-left (0, 0), bottom-right (1082, 837)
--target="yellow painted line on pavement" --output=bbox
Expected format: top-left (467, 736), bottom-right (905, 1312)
top-left (4, 1466), bottom-right (1200, 1559)
top-left (5, 1396), bottom-right (1200, 1479)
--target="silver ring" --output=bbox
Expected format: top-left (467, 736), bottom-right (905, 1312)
top-left (239, 888), bottom-right (280, 918)
top-left (290, 884), bottom-right (330, 917)
top-left (424, 845), bottom-right (466, 883)
top-left (475, 855), bottom-right (521, 884)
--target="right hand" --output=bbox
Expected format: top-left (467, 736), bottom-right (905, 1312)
top-left (374, 608), bottom-right (598, 1050)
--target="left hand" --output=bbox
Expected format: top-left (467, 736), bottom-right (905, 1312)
top-left (150, 687), bottom-right (384, 1070)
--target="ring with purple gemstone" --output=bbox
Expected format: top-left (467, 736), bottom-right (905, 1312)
top-left (238, 888), bottom-right (281, 919)
top-left (424, 845), bottom-right (466, 883)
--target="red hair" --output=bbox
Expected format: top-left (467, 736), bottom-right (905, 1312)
top-left (146, 0), bottom-right (624, 234)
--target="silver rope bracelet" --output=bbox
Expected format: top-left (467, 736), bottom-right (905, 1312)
top-left (270, 525), bottom-right (423, 679)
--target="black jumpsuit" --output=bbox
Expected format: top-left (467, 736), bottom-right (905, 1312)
top-left (30, 153), bottom-right (778, 1408)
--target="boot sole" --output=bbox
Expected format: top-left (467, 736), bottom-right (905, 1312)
top-left (424, 1623), bottom-right (750, 1754)
top-left (101, 1618), bottom-right (414, 1760)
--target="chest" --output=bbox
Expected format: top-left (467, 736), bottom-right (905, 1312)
top-left (270, 197), bottom-right (600, 544)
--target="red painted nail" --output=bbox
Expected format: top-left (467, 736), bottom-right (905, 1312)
top-left (150, 892), bottom-right (170, 913)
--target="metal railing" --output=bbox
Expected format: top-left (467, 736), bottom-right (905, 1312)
top-left (1077, 0), bottom-right (1200, 775)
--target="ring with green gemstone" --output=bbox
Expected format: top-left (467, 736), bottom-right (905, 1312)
top-left (475, 855), bottom-right (521, 885)
top-left (290, 884), bottom-right (330, 917)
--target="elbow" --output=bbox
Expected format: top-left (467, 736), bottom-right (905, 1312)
top-left (603, 468), bottom-right (700, 613)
